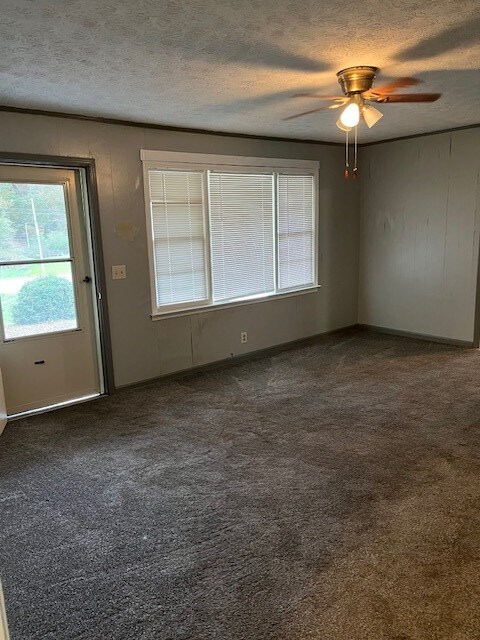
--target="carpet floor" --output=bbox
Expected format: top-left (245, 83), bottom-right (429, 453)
top-left (1, 330), bottom-right (480, 639)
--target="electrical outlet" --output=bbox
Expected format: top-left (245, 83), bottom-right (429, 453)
top-left (112, 265), bottom-right (127, 280)
top-left (241, 331), bottom-right (248, 344)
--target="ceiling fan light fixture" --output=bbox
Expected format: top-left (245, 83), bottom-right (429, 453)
top-left (340, 101), bottom-right (360, 128)
top-left (362, 104), bottom-right (383, 128)
top-left (282, 66), bottom-right (441, 179)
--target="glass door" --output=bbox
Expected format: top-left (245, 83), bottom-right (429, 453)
top-left (0, 166), bottom-right (103, 416)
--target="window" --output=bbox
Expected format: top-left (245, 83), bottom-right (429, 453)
top-left (277, 174), bottom-right (315, 291)
top-left (142, 151), bottom-right (318, 316)
top-left (209, 172), bottom-right (275, 302)
top-left (0, 181), bottom-right (79, 339)
top-left (149, 170), bottom-right (208, 309)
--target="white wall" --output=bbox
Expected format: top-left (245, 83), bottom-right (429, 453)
top-left (359, 128), bottom-right (480, 343)
top-left (0, 112), bottom-right (359, 386)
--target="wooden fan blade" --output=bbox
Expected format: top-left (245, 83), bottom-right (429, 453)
top-left (283, 103), bottom-right (342, 120)
top-left (364, 77), bottom-right (420, 98)
top-left (374, 93), bottom-right (441, 103)
top-left (291, 93), bottom-right (346, 101)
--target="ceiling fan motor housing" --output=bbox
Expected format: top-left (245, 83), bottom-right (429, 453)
top-left (337, 66), bottom-right (378, 95)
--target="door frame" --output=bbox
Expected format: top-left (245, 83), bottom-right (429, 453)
top-left (0, 152), bottom-right (114, 398)
top-left (474, 226), bottom-right (480, 348)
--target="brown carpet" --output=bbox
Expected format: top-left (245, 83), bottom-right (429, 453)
top-left (1, 329), bottom-right (480, 639)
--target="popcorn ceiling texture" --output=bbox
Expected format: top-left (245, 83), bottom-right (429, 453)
top-left (0, 0), bottom-right (479, 142)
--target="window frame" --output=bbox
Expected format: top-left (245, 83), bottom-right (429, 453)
top-left (148, 168), bottom-right (212, 314)
top-left (141, 150), bottom-right (320, 318)
top-left (275, 170), bottom-right (317, 295)
top-left (0, 178), bottom-right (82, 341)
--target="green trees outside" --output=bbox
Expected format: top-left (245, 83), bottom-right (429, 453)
top-left (0, 212), bottom-right (14, 253)
top-left (0, 182), bottom-right (69, 262)
top-left (0, 183), bottom-right (75, 328)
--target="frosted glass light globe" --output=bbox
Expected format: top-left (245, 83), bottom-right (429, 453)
top-left (363, 104), bottom-right (383, 128)
top-left (340, 102), bottom-right (360, 128)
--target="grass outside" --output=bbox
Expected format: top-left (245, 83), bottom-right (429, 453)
top-left (4, 263), bottom-right (66, 278)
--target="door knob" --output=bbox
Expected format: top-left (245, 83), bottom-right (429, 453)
top-left (83, 276), bottom-right (92, 283)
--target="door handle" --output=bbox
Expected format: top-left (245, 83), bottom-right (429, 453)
top-left (83, 276), bottom-right (92, 283)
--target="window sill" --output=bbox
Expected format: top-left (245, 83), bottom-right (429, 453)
top-left (151, 286), bottom-right (321, 321)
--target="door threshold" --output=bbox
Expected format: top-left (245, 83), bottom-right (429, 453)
top-left (8, 392), bottom-right (102, 421)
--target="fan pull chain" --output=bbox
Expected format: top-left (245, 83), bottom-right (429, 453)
top-left (344, 129), bottom-right (349, 179)
top-left (353, 125), bottom-right (358, 179)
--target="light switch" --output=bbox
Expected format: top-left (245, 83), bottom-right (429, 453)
top-left (112, 265), bottom-right (127, 280)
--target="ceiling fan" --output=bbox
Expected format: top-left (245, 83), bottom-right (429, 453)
top-left (285, 66), bottom-right (441, 128)
top-left (284, 66), bottom-right (441, 177)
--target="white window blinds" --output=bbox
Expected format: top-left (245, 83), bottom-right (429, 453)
top-left (277, 174), bottom-right (315, 291)
top-left (149, 170), bottom-right (208, 307)
top-left (144, 157), bottom-right (318, 316)
top-left (209, 172), bottom-right (275, 302)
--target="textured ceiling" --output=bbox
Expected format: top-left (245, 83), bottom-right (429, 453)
top-left (1, 0), bottom-right (479, 142)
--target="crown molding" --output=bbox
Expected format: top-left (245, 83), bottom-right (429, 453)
top-left (361, 123), bottom-right (480, 147)
top-left (0, 105), bottom-right (478, 149)
top-left (0, 105), bottom-right (343, 147)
